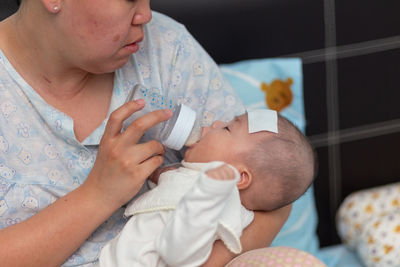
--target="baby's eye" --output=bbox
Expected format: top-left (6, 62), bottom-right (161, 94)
top-left (224, 126), bottom-right (230, 132)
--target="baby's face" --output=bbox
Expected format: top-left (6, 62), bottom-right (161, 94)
top-left (185, 114), bottom-right (254, 163)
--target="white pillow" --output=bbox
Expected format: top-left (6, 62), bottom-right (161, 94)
top-left (337, 182), bottom-right (400, 266)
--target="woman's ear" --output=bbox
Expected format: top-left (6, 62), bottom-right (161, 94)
top-left (237, 168), bottom-right (252, 190)
top-left (41, 0), bottom-right (62, 13)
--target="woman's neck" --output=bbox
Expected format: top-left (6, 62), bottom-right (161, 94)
top-left (0, 11), bottom-right (115, 142)
top-left (0, 7), bottom-right (96, 99)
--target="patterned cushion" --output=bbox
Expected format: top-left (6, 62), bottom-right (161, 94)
top-left (226, 247), bottom-right (327, 267)
top-left (337, 182), bottom-right (400, 267)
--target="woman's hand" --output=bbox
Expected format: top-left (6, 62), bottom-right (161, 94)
top-left (83, 99), bottom-right (172, 209)
top-left (0, 100), bottom-right (173, 267)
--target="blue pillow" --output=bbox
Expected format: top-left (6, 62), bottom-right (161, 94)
top-left (220, 58), bottom-right (319, 255)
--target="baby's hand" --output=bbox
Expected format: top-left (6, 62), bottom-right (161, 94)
top-left (149, 163), bottom-right (182, 184)
top-left (205, 164), bottom-right (236, 180)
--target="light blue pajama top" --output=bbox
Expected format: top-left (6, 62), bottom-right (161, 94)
top-left (0, 11), bottom-right (244, 266)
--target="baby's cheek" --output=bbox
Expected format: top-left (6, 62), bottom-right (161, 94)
top-left (186, 147), bottom-right (205, 162)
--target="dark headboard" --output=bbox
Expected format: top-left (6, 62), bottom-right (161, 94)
top-left (0, 0), bottom-right (18, 20)
top-left (3, 0), bottom-right (400, 247)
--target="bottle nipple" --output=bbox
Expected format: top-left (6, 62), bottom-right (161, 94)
top-left (184, 129), bottom-right (202, 146)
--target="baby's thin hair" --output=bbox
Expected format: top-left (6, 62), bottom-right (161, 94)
top-left (244, 115), bottom-right (316, 211)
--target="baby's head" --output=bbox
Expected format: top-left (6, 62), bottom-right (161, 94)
top-left (184, 111), bottom-right (315, 211)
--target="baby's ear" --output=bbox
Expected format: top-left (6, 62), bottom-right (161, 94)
top-left (237, 168), bottom-right (252, 190)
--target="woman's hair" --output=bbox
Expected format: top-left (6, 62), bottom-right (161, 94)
top-left (243, 115), bottom-right (316, 211)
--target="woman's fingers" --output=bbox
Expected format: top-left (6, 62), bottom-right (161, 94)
top-left (136, 154), bottom-right (165, 181)
top-left (91, 101), bottom-right (173, 207)
top-left (87, 142), bottom-right (165, 207)
top-left (103, 100), bottom-right (145, 138)
top-left (104, 100), bottom-right (172, 144)
top-left (129, 140), bottom-right (166, 164)
top-left (123, 108), bottom-right (172, 143)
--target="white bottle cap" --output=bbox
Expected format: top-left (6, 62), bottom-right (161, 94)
top-left (162, 104), bottom-right (196, 150)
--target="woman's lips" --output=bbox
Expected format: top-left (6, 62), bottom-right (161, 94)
top-left (124, 42), bottom-right (139, 53)
top-left (123, 37), bottom-right (143, 53)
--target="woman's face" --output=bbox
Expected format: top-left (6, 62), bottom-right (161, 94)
top-left (56, 0), bottom-right (151, 73)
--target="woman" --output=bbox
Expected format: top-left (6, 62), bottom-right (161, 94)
top-left (0, 0), bottom-right (290, 266)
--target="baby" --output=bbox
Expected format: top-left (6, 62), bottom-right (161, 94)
top-left (99, 110), bottom-right (315, 267)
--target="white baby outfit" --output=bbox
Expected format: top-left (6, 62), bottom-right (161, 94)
top-left (99, 161), bottom-right (254, 267)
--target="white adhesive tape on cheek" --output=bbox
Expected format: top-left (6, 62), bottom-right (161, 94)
top-left (247, 109), bottom-right (278, 134)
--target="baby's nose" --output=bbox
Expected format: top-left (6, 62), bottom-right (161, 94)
top-left (211, 120), bottom-right (225, 128)
top-left (201, 126), bottom-right (210, 137)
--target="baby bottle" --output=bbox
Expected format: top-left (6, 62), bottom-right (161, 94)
top-left (123, 84), bottom-right (201, 150)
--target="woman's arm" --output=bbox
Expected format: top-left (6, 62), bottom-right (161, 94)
top-left (201, 204), bottom-right (292, 267)
top-left (0, 101), bottom-right (171, 267)
top-left (0, 184), bottom-right (117, 267)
